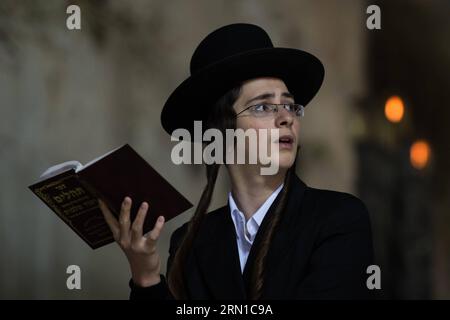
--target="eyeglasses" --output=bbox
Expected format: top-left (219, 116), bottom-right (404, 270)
top-left (236, 103), bottom-right (305, 118)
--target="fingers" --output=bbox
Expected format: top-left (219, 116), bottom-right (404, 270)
top-left (145, 215), bottom-right (165, 242)
top-left (131, 202), bottom-right (148, 243)
top-left (99, 197), bottom-right (164, 250)
top-left (98, 199), bottom-right (120, 240)
top-left (118, 196), bottom-right (132, 246)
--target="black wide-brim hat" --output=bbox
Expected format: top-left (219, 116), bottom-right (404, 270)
top-left (161, 23), bottom-right (324, 137)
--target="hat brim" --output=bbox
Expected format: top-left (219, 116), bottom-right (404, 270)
top-left (161, 47), bottom-right (324, 136)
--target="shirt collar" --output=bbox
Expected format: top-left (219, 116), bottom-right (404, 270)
top-left (228, 183), bottom-right (284, 228)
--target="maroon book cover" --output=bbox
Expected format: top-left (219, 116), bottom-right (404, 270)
top-left (29, 144), bottom-right (193, 249)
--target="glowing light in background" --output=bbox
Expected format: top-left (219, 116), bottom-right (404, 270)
top-left (410, 140), bottom-right (431, 170)
top-left (385, 96), bottom-right (405, 123)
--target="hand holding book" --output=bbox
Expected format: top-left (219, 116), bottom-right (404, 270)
top-left (29, 144), bottom-right (193, 249)
top-left (99, 197), bottom-right (164, 287)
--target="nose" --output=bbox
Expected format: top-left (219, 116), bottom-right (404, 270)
top-left (275, 105), bottom-right (294, 128)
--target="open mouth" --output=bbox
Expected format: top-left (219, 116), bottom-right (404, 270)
top-left (277, 135), bottom-right (294, 149)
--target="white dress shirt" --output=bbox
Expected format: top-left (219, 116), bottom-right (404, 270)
top-left (228, 183), bottom-right (284, 273)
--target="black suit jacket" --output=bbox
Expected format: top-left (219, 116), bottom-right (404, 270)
top-left (130, 175), bottom-right (375, 299)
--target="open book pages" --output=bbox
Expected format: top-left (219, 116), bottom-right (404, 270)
top-left (30, 143), bottom-right (193, 249)
top-left (38, 146), bottom-right (121, 182)
top-left (38, 161), bottom-right (83, 181)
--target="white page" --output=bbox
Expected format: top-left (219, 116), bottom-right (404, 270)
top-left (37, 145), bottom-right (123, 182)
top-left (38, 160), bottom-right (82, 181)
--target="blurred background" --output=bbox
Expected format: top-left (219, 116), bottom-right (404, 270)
top-left (1, 0), bottom-right (449, 299)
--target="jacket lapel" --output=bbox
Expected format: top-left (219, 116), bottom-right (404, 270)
top-left (242, 175), bottom-right (307, 298)
top-left (193, 175), bottom-right (308, 299)
top-left (194, 205), bottom-right (247, 299)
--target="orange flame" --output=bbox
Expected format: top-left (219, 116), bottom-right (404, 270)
top-left (410, 140), bottom-right (430, 170)
top-left (385, 96), bottom-right (404, 123)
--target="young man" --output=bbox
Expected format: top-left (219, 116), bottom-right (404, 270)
top-left (99, 23), bottom-right (375, 300)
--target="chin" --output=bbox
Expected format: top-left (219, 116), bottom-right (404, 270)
top-left (278, 152), bottom-right (296, 171)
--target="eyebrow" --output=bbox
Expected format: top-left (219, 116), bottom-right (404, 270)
top-left (244, 92), bottom-right (295, 106)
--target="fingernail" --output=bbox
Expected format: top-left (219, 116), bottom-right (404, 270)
top-left (158, 216), bottom-right (164, 222)
top-left (141, 202), bottom-right (148, 209)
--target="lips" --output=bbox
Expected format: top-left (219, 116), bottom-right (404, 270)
top-left (277, 134), bottom-right (295, 149)
top-left (278, 135), bottom-right (294, 143)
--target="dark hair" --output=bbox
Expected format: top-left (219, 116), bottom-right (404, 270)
top-left (168, 83), bottom-right (296, 299)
